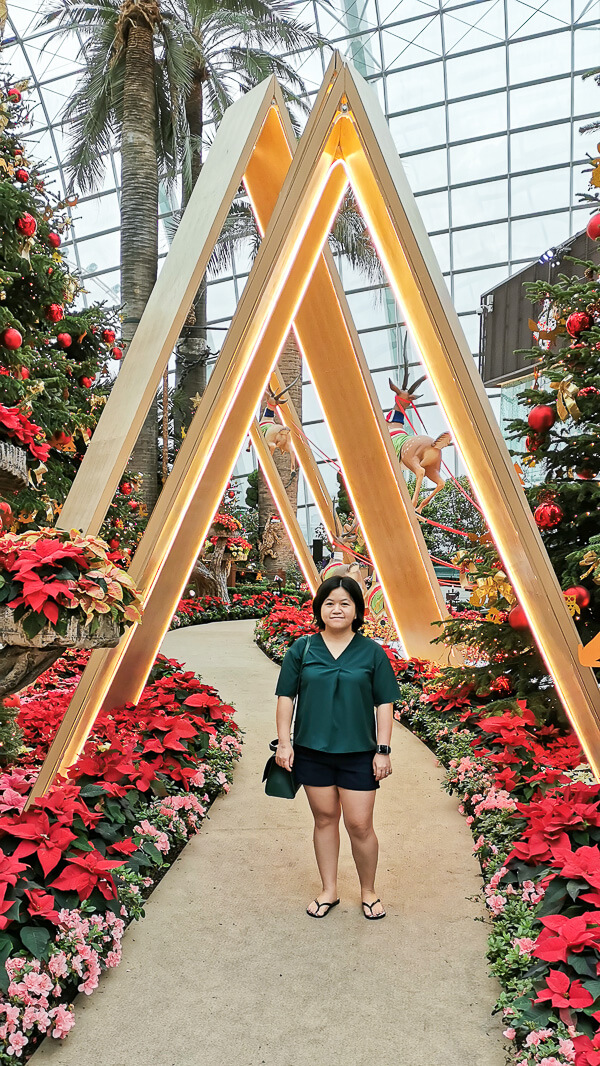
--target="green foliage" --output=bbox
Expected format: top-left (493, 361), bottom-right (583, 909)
top-left (419, 476), bottom-right (486, 560)
top-left (0, 697), bottom-right (22, 767)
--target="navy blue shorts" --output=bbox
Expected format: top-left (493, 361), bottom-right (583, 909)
top-left (292, 745), bottom-right (379, 791)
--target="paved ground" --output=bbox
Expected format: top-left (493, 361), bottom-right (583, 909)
top-left (32, 619), bottom-right (506, 1066)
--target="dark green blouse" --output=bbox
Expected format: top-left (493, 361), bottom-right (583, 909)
top-left (275, 631), bottom-right (400, 754)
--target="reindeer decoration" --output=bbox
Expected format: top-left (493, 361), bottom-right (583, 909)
top-left (246, 376), bottom-right (300, 481)
top-left (387, 363), bottom-right (451, 512)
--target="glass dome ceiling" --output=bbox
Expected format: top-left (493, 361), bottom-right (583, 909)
top-left (3, 0), bottom-right (600, 537)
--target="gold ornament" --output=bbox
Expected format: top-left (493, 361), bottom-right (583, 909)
top-left (550, 376), bottom-right (581, 421)
top-left (469, 571), bottom-right (517, 608)
top-left (190, 392), bottom-right (203, 411)
top-left (580, 550), bottom-right (600, 584)
top-left (0, 103), bottom-right (9, 133)
top-left (486, 606), bottom-right (504, 625)
top-left (451, 550), bottom-right (476, 589)
top-left (564, 594), bottom-right (580, 618)
top-left (589, 144), bottom-right (600, 189)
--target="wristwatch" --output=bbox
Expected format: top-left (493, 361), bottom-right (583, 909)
top-left (376, 744), bottom-right (391, 755)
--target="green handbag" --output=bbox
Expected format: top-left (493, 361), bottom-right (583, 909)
top-left (263, 633), bottom-right (313, 799)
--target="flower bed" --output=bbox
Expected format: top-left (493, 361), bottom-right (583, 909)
top-left (256, 602), bottom-right (600, 1066)
top-left (171, 589), bottom-right (304, 630)
top-left (0, 648), bottom-right (242, 1059)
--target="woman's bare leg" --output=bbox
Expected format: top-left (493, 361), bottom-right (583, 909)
top-left (303, 784), bottom-right (341, 913)
top-left (338, 788), bottom-right (384, 916)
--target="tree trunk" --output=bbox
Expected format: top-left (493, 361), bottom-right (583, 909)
top-left (175, 72), bottom-right (209, 443)
top-left (258, 331), bottom-right (303, 579)
top-left (203, 540), bottom-right (231, 603)
top-left (120, 16), bottom-right (159, 514)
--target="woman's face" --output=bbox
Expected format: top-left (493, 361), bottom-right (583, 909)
top-left (320, 587), bottom-right (357, 632)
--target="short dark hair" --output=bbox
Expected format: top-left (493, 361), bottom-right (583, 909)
top-left (312, 576), bottom-right (365, 632)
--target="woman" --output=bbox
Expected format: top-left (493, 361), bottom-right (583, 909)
top-left (274, 575), bottom-right (399, 921)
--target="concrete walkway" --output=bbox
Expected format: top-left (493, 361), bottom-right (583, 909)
top-left (33, 620), bottom-right (505, 1066)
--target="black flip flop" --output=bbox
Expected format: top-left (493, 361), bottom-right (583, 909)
top-left (306, 898), bottom-right (340, 918)
top-left (362, 898), bottom-right (386, 920)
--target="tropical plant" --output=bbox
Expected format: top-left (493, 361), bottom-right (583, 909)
top-left (39, 0), bottom-right (322, 513)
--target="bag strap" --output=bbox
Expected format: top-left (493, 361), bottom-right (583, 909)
top-left (291, 633), bottom-right (313, 740)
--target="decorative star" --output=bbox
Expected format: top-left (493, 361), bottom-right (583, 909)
top-left (191, 392), bottom-right (203, 410)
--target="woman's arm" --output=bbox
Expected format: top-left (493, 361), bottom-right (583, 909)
top-left (373, 702), bottom-right (393, 781)
top-left (375, 702), bottom-right (393, 747)
top-left (275, 696), bottom-right (295, 770)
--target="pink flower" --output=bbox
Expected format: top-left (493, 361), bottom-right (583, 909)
top-left (8, 1030), bottom-right (28, 1056)
top-left (502, 1027), bottom-right (516, 1039)
top-left (525, 1028), bottom-right (554, 1047)
top-left (513, 937), bottom-right (536, 955)
top-left (558, 1038), bottom-right (576, 1062)
top-left (3, 1003), bottom-right (20, 1030)
top-left (216, 771), bottom-right (228, 785)
top-left (49, 1004), bottom-right (75, 1039)
top-left (538, 1059), bottom-right (562, 1066)
top-left (189, 769), bottom-right (205, 787)
top-left (465, 816), bottom-right (474, 825)
top-left (0, 788), bottom-right (27, 814)
top-left (486, 894), bottom-right (506, 915)
top-left (22, 972), bottom-right (53, 997)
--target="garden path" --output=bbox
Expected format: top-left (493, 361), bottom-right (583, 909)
top-left (32, 619), bottom-right (506, 1066)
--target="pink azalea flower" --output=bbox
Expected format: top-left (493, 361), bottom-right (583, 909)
top-left (22, 972), bottom-right (53, 997)
top-left (486, 893), bottom-right (506, 915)
top-left (8, 1030), bottom-right (28, 1056)
top-left (558, 1038), bottom-right (576, 1062)
top-left (502, 1027), bottom-right (516, 1039)
top-left (49, 1004), bottom-right (75, 1039)
top-left (189, 769), bottom-right (205, 786)
top-left (513, 936), bottom-right (536, 955)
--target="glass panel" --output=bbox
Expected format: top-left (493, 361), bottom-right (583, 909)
top-left (384, 62), bottom-right (445, 109)
top-left (71, 193), bottom-right (121, 240)
top-left (508, 3), bottom-right (570, 36)
top-left (450, 134), bottom-right (507, 183)
top-left (207, 279), bottom-right (237, 321)
top-left (80, 270), bottom-right (121, 307)
top-left (382, 15), bottom-right (443, 69)
top-left (442, 2), bottom-right (506, 53)
top-left (377, 0), bottom-right (438, 20)
top-left (510, 79), bottom-right (571, 129)
top-left (452, 178), bottom-right (508, 227)
top-left (510, 123), bottom-right (571, 172)
top-left (509, 32), bottom-right (571, 83)
top-left (574, 24), bottom-right (600, 69)
top-left (452, 222), bottom-right (509, 270)
top-left (510, 211), bottom-right (572, 262)
top-left (448, 91), bottom-right (507, 142)
top-left (415, 189), bottom-right (449, 231)
top-left (358, 327), bottom-right (397, 370)
top-left (389, 105), bottom-right (446, 153)
top-left (574, 70), bottom-right (600, 116)
top-left (76, 231), bottom-right (120, 274)
top-left (452, 266), bottom-right (509, 313)
top-left (345, 288), bottom-right (390, 330)
top-left (458, 312), bottom-right (480, 352)
top-left (430, 232), bottom-right (451, 273)
top-left (511, 168), bottom-right (571, 216)
top-left (446, 46), bottom-right (507, 99)
top-left (402, 147), bottom-right (448, 192)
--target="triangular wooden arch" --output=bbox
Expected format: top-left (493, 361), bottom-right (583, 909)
top-left (28, 53), bottom-right (600, 803)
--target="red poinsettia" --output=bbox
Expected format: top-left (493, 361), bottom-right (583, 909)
top-left (532, 912), bottom-right (600, 964)
top-left (534, 968), bottom-right (594, 1009)
top-left (23, 889), bottom-right (59, 923)
top-left (49, 849), bottom-right (128, 901)
top-left (0, 809), bottom-right (77, 876)
top-left (551, 844), bottom-right (600, 889)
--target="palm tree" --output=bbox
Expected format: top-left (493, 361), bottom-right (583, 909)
top-left (162, 0), bottom-right (322, 436)
top-left (39, 0), bottom-right (321, 511)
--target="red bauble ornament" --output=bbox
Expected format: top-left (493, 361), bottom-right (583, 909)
top-left (19, 367), bottom-right (29, 380)
top-left (566, 311), bottom-right (593, 337)
top-left (110, 346), bottom-right (123, 361)
top-left (45, 304), bottom-right (64, 323)
top-left (526, 434), bottom-right (542, 454)
top-left (47, 232), bottom-right (61, 249)
top-left (0, 502), bottom-right (13, 530)
top-left (120, 481), bottom-right (132, 495)
top-left (14, 168), bottom-right (29, 184)
top-left (576, 467), bottom-right (597, 481)
top-left (508, 605), bottom-right (528, 630)
top-left (1, 327), bottom-right (22, 350)
top-left (587, 213), bottom-right (600, 241)
top-left (490, 675), bottom-right (511, 694)
top-left (102, 328), bottom-right (116, 344)
top-left (56, 332), bottom-right (72, 349)
top-left (15, 213), bottom-right (36, 237)
top-left (79, 376), bottom-right (94, 388)
top-left (128, 500), bottom-right (139, 511)
top-left (527, 405), bottom-right (555, 433)
top-left (227, 490), bottom-right (235, 499)
top-left (534, 501), bottom-right (563, 530)
top-left (578, 386), bottom-right (600, 399)
top-left (564, 585), bottom-right (591, 609)
top-left (108, 537), bottom-right (120, 550)
top-left (7, 89), bottom-right (21, 103)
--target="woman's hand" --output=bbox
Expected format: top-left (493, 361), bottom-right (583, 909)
top-left (276, 740), bottom-right (294, 772)
top-left (373, 753), bottom-right (392, 781)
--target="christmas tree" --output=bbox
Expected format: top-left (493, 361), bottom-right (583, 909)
top-left (0, 77), bottom-right (123, 530)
